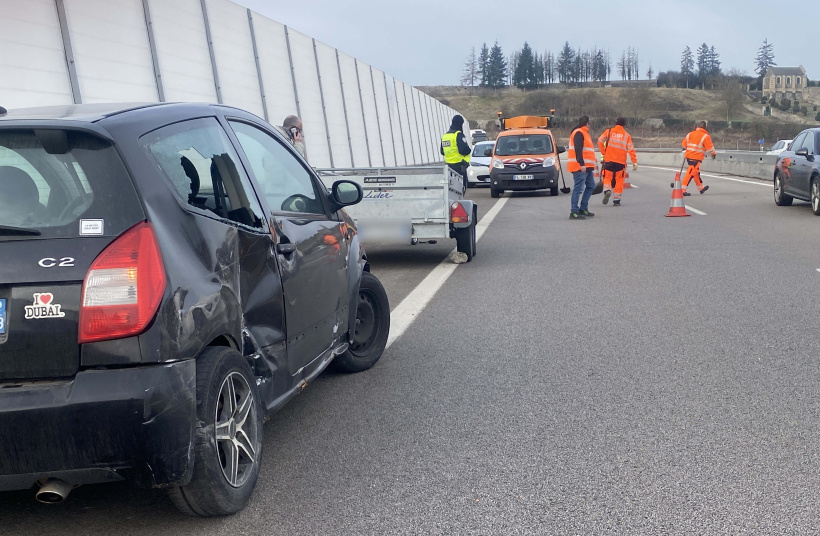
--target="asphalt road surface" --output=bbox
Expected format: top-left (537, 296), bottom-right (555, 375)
top-left (4, 167), bottom-right (820, 534)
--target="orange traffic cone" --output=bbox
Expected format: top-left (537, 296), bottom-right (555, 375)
top-left (666, 172), bottom-right (690, 217)
top-left (624, 171), bottom-right (632, 189)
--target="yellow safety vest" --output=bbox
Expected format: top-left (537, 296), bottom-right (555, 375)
top-left (442, 131), bottom-right (470, 164)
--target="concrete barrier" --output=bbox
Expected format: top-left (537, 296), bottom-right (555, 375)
top-left (635, 150), bottom-right (778, 181)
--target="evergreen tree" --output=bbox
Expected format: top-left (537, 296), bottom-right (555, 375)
top-left (461, 47), bottom-right (478, 86)
top-left (544, 51), bottom-right (555, 84)
top-left (486, 42), bottom-right (507, 88)
top-left (708, 46), bottom-right (721, 77)
top-left (557, 42), bottom-right (574, 83)
top-left (646, 64), bottom-right (654, 80)
top-left (696, 43), bottom-right (711, 86)
top-left (592, 49), bottom-right (607, 83)
top-left (513, 42), bottom-right (537, 89)
top-left (680, 46), bottom-right (694, 88)
top-left (533, 51), bottom-right (545, 86)
top-left (478, 43), bottom-right (489, 87)
top-left (755, 38), bottom-right (775, 80)
top-left (573, 47), bottom-right (583, 83)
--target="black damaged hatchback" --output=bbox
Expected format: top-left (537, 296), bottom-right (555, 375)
top-left (0, 103), bottom-right (390, 516)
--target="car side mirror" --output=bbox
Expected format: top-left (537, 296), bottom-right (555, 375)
top-left (557, 145), bottom-right (567, 154)
top-left (330, 180), bottom-right (362, 211)
top-left (796, 148), bottom-right (809, 158)
top-left (483, 148), bottom-right (493, 157)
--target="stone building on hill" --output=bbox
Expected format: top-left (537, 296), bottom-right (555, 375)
top-left (762, 66), bottom-right (807, 100)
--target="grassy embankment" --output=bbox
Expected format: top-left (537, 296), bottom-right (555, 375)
top-left (420, 86), bottom-right (818, 150)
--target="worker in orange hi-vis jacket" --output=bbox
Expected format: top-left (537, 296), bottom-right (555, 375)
top-left (680, 121), bottom-right (717, 196)
top-left (597, 117), bottom-right (637, 206)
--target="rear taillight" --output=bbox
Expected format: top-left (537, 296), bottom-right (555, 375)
top-left (79, 222), bottom-right (166, 343)
top-left (450, 202), bottom-right (469, 223)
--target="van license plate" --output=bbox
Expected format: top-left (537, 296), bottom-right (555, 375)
top-left (514, 174), bottom-right (534, 181)
top-left (0, 299), bottom-right (6, 335)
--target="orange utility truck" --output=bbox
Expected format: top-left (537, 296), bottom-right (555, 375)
top-left (487, 116), bottom-right (566, 198)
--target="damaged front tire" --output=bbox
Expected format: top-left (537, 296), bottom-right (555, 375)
top-left (332, 271), bottom-right (389, 373)
top-left (169, 347), bottom-right (263, 517)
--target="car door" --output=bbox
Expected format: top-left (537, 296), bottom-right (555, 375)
top-left (139, 117), bottom-right (286, 388)
top-left (225, 119), bottom-right (349, 376)
top-left (782, 132), bottom-right (806, 196)
top-left (793, 131), bottom-right (816, 196)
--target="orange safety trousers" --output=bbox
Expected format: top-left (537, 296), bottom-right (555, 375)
top-left (682, 159), bottom-right (706, 192)
top-left (602, 164), bottom-right (626, 200)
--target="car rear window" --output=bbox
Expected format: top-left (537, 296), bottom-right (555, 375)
top-left (495, 134), bottom-right (553, 156)
top-left (0, 130), bottom-right (143, 239)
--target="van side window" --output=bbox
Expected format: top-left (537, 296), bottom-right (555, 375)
top-left (141, 118), bottom-right (265, 229)
top-left (228, 120), bottom-right (326, 215)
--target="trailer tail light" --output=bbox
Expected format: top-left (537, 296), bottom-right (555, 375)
top-left (79, 222), bottom-right (166, 343)
top-left (450, 202), bottom-right (469, 223)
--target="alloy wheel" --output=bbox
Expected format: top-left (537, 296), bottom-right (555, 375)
top-left (215, 372), bottom-right (258, 488)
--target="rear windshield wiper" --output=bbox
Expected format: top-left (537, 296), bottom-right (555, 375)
top-left (0, 225), bottom-right (41, 236)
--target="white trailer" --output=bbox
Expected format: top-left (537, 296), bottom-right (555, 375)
top-left (318, 166), bottom-right (478, 261)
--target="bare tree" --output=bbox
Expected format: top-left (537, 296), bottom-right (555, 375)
top-left (461, 47), bottom-right (478, 86)
top-left (717, 68), bottom-right (746, 127)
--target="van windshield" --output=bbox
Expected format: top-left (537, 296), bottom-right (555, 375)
top-left (0, 130), bottom-right (141, 238)
top-left (495, 134), bottom-right (553, 156)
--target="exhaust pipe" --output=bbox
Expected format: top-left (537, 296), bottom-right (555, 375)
top-left (36, 478), bottom-right (73, 504)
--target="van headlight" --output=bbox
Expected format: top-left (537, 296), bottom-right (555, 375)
top-left (492, 158), bottom-right (504, 169)
top-left (542, 156), bottom-right (556, 167)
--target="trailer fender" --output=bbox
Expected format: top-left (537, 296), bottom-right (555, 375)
top-left (450, 199), bottom-right (476, 229)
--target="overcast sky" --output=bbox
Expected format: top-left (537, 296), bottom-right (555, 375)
top-left (235, 0), bottom-right (811, 87)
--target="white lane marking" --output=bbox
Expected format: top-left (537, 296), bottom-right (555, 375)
top-left (686, 205), bottom-right (707, 215)
top-left (386, 195), bottom-right (511, 349)
top-left (648, 166), bottom-right (770, 187)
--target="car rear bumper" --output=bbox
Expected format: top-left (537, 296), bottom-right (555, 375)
top-left (491, 168), bottom-right (558, 191)
top-left (0, 359), bottom-right (196, 491)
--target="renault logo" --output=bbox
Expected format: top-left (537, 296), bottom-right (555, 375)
top-left (519, 162), bottom-right (527, 170)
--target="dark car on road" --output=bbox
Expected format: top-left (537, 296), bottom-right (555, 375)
top-left (773, 127), bottom-right (820, 212)
top-left (0, 102), bottom-right (390, 516)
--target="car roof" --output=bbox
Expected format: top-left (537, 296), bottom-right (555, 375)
top-left (0, 102), bottom-right (233, 123)
top-left (0, 102), bottom-right (171, 122)
top-left (475, 140), bottom-right (495, 146)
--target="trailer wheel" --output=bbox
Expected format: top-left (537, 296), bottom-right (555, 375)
top-left (455, 220), bottom-right (476, 262)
